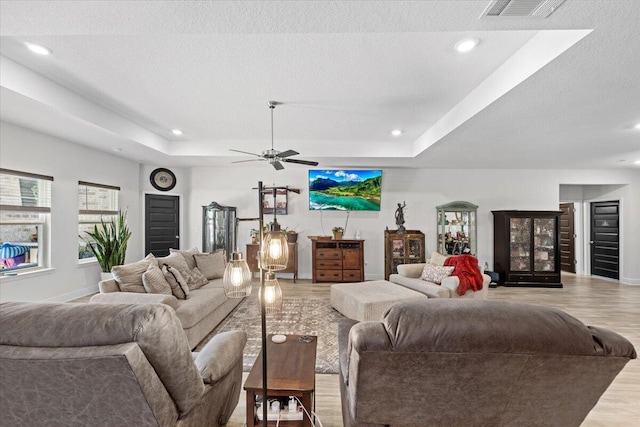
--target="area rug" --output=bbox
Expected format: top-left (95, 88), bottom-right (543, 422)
top-left (196, 292), bottom-right (346, 374)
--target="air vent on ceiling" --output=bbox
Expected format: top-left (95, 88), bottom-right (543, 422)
top-left (482, 0), bottom-right (566, 18)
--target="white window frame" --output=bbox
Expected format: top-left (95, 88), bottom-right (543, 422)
top-left (78, 181), bottom-right (120, 261)
top-left (0, 169), bottom-right (52, 275)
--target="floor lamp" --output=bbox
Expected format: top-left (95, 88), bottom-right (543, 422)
top-left (223, 181), bottom-right (288, 427)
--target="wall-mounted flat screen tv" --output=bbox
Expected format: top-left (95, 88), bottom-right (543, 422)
top-left (309, 170), bottom-right (382, 211)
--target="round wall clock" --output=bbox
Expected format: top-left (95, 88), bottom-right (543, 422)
top-left (150, 168), bottom-right (176, 191)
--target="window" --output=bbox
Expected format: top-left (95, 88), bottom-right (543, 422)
top-left (78, 181), bottom-right (120, 260)
top-left (0, 169), bottom-right (52, 273)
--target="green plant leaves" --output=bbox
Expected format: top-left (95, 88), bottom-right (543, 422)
top-left (79, 210), bottom-right (132, 273)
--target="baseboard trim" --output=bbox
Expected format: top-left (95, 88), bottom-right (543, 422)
top-left (44, 285), bottom-right (99, 302)
top-left (621, 277), bottom-right (640, 285)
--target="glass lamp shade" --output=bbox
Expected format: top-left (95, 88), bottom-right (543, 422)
top-left (223, 251), bottom-right (252, 298)
top-left (260, 271), bottom-right (283, 314)
top-left (261, 230), bottom-right (289, 271)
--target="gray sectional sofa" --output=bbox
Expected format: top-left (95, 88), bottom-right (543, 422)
top-left (90, 249), bottom-right (244, 349)
top-left (91, 278), bottom-right (242, 349)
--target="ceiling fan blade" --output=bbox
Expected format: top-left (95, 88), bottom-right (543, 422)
top-left (231, 159), bottom-right (266, 163)
top-left (229, 149), bottom-right (262, 157)
top-left (278, 149), bottom-right (299, 158)
top-left (282, 158), bottom-right (319, 166)
top-left (272, 161), bottom-right (284, 170)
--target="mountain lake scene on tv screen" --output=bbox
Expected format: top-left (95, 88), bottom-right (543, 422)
top-left (309, 170), bottom-right (382, 211)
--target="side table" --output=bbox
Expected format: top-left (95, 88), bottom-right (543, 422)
top-left (244, 334), bottom-right (317, 427)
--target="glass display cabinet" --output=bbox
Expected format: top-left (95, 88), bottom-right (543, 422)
top-left (202, 202), bottom-right (237, 260)
top-left (492, 210), bottom-right (562, 288)
top-left (436, 201), bottom-right (477, 256)
top-left (384, 230), bottom-right (426, 280)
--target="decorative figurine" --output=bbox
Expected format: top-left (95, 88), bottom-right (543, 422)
top-left (395, 201), bottom-right (407, 234)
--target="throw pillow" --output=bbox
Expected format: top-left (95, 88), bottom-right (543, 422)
top-left (144, 253), bottom-right (158, 267)
top-left (181, 266), bottom-right (209, 290)
top-left (142, 263), bottom-right (172, 295)
top-left (169, 247), bottom-right (200, 271)
top-left (420, 264), bottom-right (455, 284)
top-left (194, 251), bottom-right (226, 280)
top-left (111, 254), bottom-right (156, 293)
top-left (430, 251), bottom-right (448, 266)
top-left (157, 252), bottom-right (190, 273)
top-left (162, 265), bottom-right (190, 300)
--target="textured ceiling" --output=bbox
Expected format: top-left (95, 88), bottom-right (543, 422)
top-left (0, 0), bottom-right (639, 170)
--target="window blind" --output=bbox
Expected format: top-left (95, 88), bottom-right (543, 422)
top-left (78, 181), bottom-right (120, 215)
top-left (0, 169), bottom-right (53, 215)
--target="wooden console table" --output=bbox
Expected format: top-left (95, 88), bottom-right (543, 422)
top-left (311, 239), bottom-right (364, 283)
top-left (246, 243), bottom-right (298, 283)
top-left (244, 334), bottom-right (317, 427)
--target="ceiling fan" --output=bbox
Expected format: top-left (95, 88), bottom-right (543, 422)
top-left (230, 101), bottom-right (319, 170)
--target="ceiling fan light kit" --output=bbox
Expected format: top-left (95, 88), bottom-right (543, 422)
top-left (229, 101), bottom-right (319, 170)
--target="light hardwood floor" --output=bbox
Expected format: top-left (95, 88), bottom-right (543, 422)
top-left (225, 274), bottom-right (640, 427)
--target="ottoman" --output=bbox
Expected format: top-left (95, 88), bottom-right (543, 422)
top-left (330, 280), bottom-right (427, 321)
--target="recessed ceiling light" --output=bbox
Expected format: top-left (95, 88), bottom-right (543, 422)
top-left (171, 129), bottom-right (183, 136)
top-left (635, 160), bottom-right (640, 165)
top-left (455, 38), bottom-right (479, 53)
top-left (391, 129), bottom-right (403, 137)
top-left (634, 123), bottom-right (640, 130)
top-left (25, 42), bottom-right (52, 56)
top-left (113, 148), bottom-right (122, 152)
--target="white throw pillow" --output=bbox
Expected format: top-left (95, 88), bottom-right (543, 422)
top-left (420, 264), bottom-right (455, 284)
top-left (430, 252), bottom-right (448, 266)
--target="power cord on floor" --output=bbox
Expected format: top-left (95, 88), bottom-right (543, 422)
top-left (294, 396), bottom-right (324, 427)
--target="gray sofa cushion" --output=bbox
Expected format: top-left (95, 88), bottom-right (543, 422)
top-left (194, 251), bottom-right (226, 280)
top-left (142, 263), bottom-right (172, 295)
top-left (174, 288), bottom-right (228, 329)
top-left (383, 300), bottom-right (601, 355)
top-left (157, 252), bottom-right (191, 273)
top-left (170, 247), bottom-right (200, 271)
top-left (0, 302), bottom-right (205, 415)
top-left (112, 255), bottom-right (156, 293)
top-left (163, 265), bottom-right (190, 300)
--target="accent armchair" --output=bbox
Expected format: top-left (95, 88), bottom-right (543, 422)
top-left (339, 299), bottom-right (636, 427)
top-left (0, 302), bottom-right (247, 427)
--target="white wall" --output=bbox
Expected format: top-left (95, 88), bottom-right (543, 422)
top-left (0, 122), bottom-right (142, 302)
top-left (188, 166), bottom-right (629, 281)
top-left (2, 120), bottom-right (638, 302)
top-left (138, 164), bottom-right (189, 254)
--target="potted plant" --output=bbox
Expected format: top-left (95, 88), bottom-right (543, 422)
top-left (250, 228), bottom-right (260, 244)
top-left (283, 227), bottom-right (299, 243)
top-left (332, 226), bottom-right (344, 240)
top-left (80, 210), bottom-right (132, 279)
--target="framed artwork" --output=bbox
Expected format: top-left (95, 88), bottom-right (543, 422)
top-left (263, 189), bottom-right (288, 215)
top-left (409, 240), bottom-right (421, 258)
top-left (392, 239), bottom-right (404, 257)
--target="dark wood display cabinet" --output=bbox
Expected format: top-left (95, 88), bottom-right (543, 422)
top-left (384, 230), bottom-right (425, 280)
top-left (311, 239), bottom-right (364, 283)
top-left (492, 210), bottom-right (562, 288)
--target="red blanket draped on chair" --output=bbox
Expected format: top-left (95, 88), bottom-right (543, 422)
top-left (444, 255), bottom-right (483, 296)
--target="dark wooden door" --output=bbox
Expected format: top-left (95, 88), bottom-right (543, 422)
top-left (559, 203), bottom-right (576, 273)
top-left (145, 194), bottom-right (180, 256)
top-left (590, 201), bottom-right (619, 280)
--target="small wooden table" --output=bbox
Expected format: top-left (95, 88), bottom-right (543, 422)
top-left (244, 334), bottom-right (317, 427)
